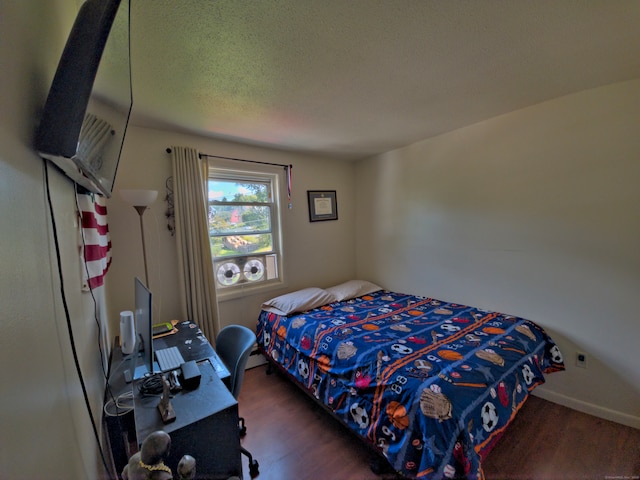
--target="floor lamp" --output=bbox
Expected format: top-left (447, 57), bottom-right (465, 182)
top-left (120, 189), bottom-right (158, 288)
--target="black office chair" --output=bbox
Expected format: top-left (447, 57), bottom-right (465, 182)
top-left (216, 324), bottom-right (260, 477)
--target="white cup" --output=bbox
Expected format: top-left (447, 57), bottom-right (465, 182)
top-left (119, 310), bottom-right (136, 354)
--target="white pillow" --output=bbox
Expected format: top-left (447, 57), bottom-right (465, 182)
top-left (325, 280), bottom-right (382, 302)
top-left (261, 287), bottom-right (336, 316)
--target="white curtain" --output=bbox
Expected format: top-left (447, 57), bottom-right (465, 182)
top-left (170, 146), bottom-right (219, 340)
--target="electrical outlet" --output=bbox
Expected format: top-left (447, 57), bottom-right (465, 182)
top-left (576, 352), bottom-right (587, 368)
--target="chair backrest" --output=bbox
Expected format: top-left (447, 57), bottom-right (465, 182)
top-left (215, 324), bottom-right (256, 399)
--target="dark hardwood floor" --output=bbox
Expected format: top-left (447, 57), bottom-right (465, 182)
top-left (238, 364), bottom-right (640, 480)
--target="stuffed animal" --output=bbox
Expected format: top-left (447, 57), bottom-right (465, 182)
top-left (121, 431), bottom-right (196, 480)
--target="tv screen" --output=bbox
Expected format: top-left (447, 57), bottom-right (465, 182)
top-left (35, 0), bottom-right (131, 198)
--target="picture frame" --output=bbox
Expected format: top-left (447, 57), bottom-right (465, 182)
top-left (307, 190), bottom-right (338, 222)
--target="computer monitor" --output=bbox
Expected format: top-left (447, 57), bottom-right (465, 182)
top-left (132, 276), bottom-right (154, 380)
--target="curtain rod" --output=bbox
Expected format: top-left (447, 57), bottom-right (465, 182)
top-left (166, 147), bottom-right (294, 206)
top-left (165, 148), bottom-right (292, 171)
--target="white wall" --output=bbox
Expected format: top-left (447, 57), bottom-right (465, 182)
top-left (106, 126), bottom-right (357, 337)
top-left (355, 79), bottom-right (640, 428)
top-left (1, 1), bottom-right (111, 478)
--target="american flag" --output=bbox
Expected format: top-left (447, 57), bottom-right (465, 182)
top-left (77, 193), bottom-right (112, 290)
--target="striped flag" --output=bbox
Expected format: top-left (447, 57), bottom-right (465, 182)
top-left (77, 193), bottom-right (112, 290)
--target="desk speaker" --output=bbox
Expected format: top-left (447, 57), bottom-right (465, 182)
top-left (120, 310), bottom-right (136, 354)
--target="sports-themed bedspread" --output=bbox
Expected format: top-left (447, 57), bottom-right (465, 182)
top-left (256, 290), bottom-right (565, 479)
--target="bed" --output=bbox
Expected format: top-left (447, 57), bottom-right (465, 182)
top-left (256, 281), bottom-right (565, 479)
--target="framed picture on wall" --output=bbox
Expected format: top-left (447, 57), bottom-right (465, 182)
top-left (307, 190), bottom-right (338, 222)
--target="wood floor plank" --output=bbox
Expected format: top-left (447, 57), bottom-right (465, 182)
top-left (238, 365), bottom-right (640, 480)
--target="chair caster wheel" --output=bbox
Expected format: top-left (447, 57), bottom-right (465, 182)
top-left (249, 459), bottom-right (260, 477)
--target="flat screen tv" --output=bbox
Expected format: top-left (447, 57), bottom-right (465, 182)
top-left (35, 0), bottom-right (132, 198)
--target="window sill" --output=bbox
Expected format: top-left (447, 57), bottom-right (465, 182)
top-left (216, 279), bottom-right (287, 302)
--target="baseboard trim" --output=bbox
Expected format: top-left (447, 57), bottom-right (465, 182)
top-left (532, 387), bottom-right (640, 430)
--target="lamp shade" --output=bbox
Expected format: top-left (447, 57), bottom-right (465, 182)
top-left (120, 189), bottom-right (158, 207)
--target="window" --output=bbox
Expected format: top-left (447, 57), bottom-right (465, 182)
top-left (208, 167), bottom-right (283, 293)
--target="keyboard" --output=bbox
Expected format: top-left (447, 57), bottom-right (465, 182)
top-left (155, 346), bottom-right (185, 372)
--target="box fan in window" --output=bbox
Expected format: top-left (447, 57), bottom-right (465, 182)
top-left (215, 256), bottom-right (274, 288)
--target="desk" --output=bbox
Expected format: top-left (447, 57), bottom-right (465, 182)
top-left (104, 321), bottom-right (241, 479)
top-left (134, 360), bottom-right (241, 479)
top-left (153, 321), bottom-right (230, 381)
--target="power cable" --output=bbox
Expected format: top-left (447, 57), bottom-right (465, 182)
top-left (44, 162), bottom-right (113, 478)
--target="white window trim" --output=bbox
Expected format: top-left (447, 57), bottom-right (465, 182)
top-left (207, 164), bottom-right (285, 300)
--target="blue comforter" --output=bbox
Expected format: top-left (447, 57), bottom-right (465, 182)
top-left (257, 290), bottom-right (564, 479)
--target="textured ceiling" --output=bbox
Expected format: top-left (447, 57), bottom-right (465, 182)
top-left (128, 0), bottom-right (640, 160)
